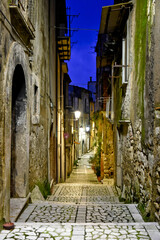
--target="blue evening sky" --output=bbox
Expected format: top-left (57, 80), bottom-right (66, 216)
top-left (66, 0), bottom-right (114, 88)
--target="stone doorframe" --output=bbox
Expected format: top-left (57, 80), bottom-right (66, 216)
top-left (116, 129), bottom-right (123, 188)
top-left (3, 42), bottom-right (30, 221)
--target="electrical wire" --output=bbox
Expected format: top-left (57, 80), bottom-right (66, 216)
top-left (54, 26), bottom-right (99, 31)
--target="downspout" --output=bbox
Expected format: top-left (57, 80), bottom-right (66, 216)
top-left (111, 62), bottom-right (114, 122)
top-left (48, 0), bottom-right (51, 184)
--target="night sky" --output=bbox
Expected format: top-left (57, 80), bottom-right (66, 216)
top-left (66, 0), bottom-right (114, 88)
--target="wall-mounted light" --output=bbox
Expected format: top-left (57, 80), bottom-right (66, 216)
top-left (74, 110), bottom-right (81, 120)
top-left (50, 102), bottom-right (53, 108)
top-left (79, 125), bottom-right (83, 133)
top-left (86, 126), bottom-right (90, 132)
top-left (71, 126), bottom-right (74, 134)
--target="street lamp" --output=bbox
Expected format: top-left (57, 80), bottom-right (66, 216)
top-left (74, 110), bottom-right (81, 161)
top-left (79, 125), bottom-right (83, 133)
top-left (86, 126), bottom-right (90, 133)
top-left (79, 125), bottom-right (84, 155)
top-left (74, 110), bottom-right (81, 120)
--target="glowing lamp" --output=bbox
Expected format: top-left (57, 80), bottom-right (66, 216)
top-left (74, 111), bottom-right (81, 120)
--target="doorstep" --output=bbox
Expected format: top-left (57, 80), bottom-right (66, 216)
top-left (10, 192), bottom-right (31, 222)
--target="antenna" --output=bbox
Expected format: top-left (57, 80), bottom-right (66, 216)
top-left (66, 7), bottom-right (79, 47)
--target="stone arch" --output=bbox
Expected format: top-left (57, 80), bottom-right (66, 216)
top-left (3, 42), bottom-right (30, 220)
top-left (11, 64), bottom-right (27, 197)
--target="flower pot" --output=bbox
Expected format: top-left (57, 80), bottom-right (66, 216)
top-left (3, 222), bottom-right (14, 230)
top-left (97, 176), bottom-right (101, 182)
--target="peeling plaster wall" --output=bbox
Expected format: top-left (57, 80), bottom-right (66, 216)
top-left (29, 0), bottom-right (50, 189)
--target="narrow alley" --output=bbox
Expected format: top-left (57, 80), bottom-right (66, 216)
top-left (0, 152), bottom-right (160, 240)
top-left (1, 0), bottom-right (160, 238)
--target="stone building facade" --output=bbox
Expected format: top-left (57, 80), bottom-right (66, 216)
top-left (95, 20), bottom-right (115, 180)
top-left (97, 0), bottom-right (160, 221)
top-left (87, 77), bottom-right (96, 149)
top-left (68, 85), bottom-right (92, 160)
top-left (0, 0), bottom-right (70, 222)
top-left (63, 73), bottom-right (74, 177)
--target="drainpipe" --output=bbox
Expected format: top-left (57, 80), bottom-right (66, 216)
top-left (111, 62), bottom-right (114, 122)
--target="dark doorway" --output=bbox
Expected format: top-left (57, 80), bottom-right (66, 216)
top-left (11, 65), bottom-right (28, 197)
top-left (50, 123), bottom-right (58, 184)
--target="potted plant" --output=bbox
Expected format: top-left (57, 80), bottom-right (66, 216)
top-left (89, 153), bottom-right (101, 181)
top-left (95, 165), bottom-right (101, 181)
top-left (3, 222), bottom-right (14, 230)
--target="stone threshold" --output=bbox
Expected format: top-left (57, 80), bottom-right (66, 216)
top-left (14, 222), bottom-right (160, 240)
top-left (10, 193), bottom-right (31, 222)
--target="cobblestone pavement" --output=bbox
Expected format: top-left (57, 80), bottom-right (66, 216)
top-left (0, 223), bottom-right (160, 240)
top-left (16, 203), bottom-right (140, 223)
top-left (1, 151), bottom-right (160, 239)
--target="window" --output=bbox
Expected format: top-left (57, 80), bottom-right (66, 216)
top-left (32, 74), bottom-right (40, 124)
top-left (75, 97), bottom-right (79, 110)
top-left (85, 98), bottom-right (87, 112)
top-left (34, 85), bottom-right (38, 114)
top-left (106, 97), bottom-right (112, 119)
top-left (122, 19), bottom-right (130, 84)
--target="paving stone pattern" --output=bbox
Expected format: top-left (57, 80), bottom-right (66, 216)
top-left (1, 151), bottom-right (160, 239)
top-left (86, 205), bottom-right (134, 223)
top-left (19, 203), bottom-right (135, 224)
top-left (47, 185), bottom-right (118, 204)
top-left (0, 223), bottom-right (155, 240)
top-left (27, 204), bottom-right (77, 223)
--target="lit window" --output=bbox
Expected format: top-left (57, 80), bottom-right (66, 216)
top-left (122, 19), bottom-right (130, 84)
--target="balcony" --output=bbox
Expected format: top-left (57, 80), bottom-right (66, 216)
top-left (99, 1), bottom-right (133, 35)
top-left (57, 37), bottom-right (71, 60)
top-left (9, 0), bottom-right (35, 48)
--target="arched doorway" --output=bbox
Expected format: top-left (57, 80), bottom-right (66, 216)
top-left (11, 65), bottom-right (28, 197)
top-left (49, 123), bottom-right (57, 184)
top-left (2, 43), bottom-right (30, 221)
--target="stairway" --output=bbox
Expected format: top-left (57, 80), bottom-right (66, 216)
top-left (1, 151), bottom-right (160, 240)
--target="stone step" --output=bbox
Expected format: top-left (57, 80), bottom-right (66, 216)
top-left (1, 222), bottom-right (160, 240)
top-left (10, 193), bottom-right (31, 222)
